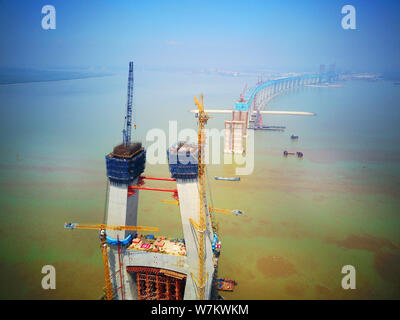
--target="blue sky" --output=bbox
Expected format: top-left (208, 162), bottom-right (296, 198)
top-left (0, 0), bottom-right (399, 73)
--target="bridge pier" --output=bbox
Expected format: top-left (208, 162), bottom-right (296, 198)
top-left (218, 72), bottom-right (336, 153)
top-left (224, 110), bottom-right (248, 154)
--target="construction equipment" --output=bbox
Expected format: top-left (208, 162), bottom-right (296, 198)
top-left (193, 93), bottom-right (211, 300)
top-left (238, 84), bottom-right (248, 102)
top-left (255, 108), bottom-right (263, 128)
top-left (122, 61), bottom-right (135, 146)
top-left (161, 199), bottom-right (180, 206)
top-left (64, 222), bottom-right (159, 300)
top-left (209, 207), bottom-right (243, 216)
top-left (161, 200), bottom-right (243, 216)
top-left (214, 176), bottom-right (240, 181)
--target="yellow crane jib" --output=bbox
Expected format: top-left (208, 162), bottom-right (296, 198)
top-left (161, 199), bottom-right (180, 206)
top-left (64, 223), bottom-right (159, 232)
top-left (161, 200), bottom-right (244, 216)
top-left (64, 222), bottom-right (159, 300)
top-left (209, 207), bottom-right (244, 216)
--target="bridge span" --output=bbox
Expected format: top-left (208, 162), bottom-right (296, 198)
top-left (191, 72), bottom-right (339, 154)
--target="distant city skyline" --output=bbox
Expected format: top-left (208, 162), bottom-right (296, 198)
top-left (0, 0), bottom-right (399, 74)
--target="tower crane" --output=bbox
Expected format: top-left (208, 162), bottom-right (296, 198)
top-left (64, 222), bottom-right (159, 300)
top-left (209, 207), bottom-right (244, 216)
top-left (238, 84), bottom-right (248, 102)
top-left (193, 93), bottom-right (210, 300)
top-left (122, 61), bottom-right (135, 146)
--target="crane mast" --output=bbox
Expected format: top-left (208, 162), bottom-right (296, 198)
top-left (194, 93), bottom-right (209, 300)
top-left (100, 235), bottom-right (113, 300)
top-left (123, 61), bottom-right (135, 146)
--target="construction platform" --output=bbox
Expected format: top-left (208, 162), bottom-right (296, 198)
top-left (126, 266), bottom-right (186, 300)
top-left (167, 142), bottom-right (198, 179)
top-left (127, 235), bottom-right (186, 256)
top-left (105, 142), bottom-right (146, 184)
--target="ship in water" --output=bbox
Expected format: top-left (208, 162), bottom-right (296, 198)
top-left (217, 279), bottom-right (238, 292)
top-left (65, 62), bottom-right (242, 300)
top-left (214, 176), bottom-right (240, 181)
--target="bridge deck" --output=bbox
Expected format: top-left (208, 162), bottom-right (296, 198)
top-left (190, 109), bottom-right (315, 116)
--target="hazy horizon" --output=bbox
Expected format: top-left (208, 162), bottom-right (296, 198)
top-left (0, 0), bottom-right (400, 301)
top-left (0, 0), bottom-right (399, 74)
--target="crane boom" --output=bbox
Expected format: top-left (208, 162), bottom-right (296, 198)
top-left (209, 207), bottom-right (243, 215)
top-left (194, 93), bottom-right (210, 300)
top-left (123, 61), bottom-right (134, 146)
top-left (239, 84), bottom-right (247, 101)
top-left (65, 222), bottom-right (159, 300)
top-left (161, 199), bottom-right (243, 216)
top-left (65, 223), bottom-right (159, 232)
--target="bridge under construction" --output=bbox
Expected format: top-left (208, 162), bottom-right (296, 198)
top-left (65, 62), bottom-right (338, 300)
top-left (65, 62), bottom-right (240, 300)
top-left (191, 65), bottom-right (339, 153)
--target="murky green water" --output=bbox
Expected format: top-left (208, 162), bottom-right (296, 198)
top-left (0, 72), bottom-right (399, 299)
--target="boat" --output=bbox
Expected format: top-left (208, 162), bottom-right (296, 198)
top-left (232, 210), bottom-right (244, 215)
top-left (250, 125), bottom-right (285, 131)
top-left (217, 278), bottom-right (237, 292)
top-left (283, 150), bottom-right (303, 158)
top-left (214, 177), bottom-right (240, 181)
top-left (283, 150), bottom-right (295, 156)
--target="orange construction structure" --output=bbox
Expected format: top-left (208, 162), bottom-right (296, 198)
top-left (127, 266), bottom-right (186, 300)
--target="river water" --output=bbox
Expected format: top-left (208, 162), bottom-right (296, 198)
top-left (0, 71), bottom-right (399, 299)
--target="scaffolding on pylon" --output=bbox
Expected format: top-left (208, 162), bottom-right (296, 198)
top-left (127, 266), bottom-right (186, 300)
